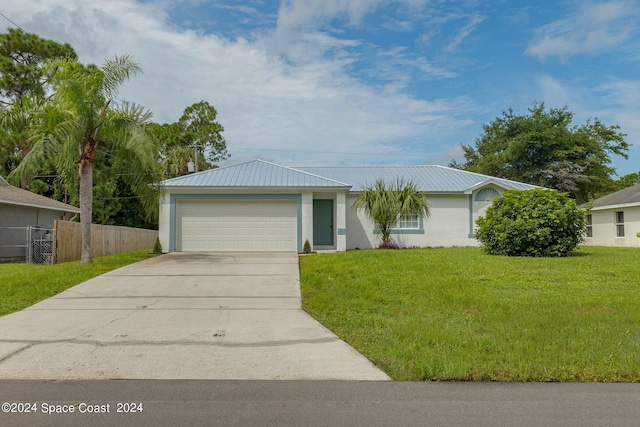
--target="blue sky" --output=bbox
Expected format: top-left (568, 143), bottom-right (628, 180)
top-left (2, 0), bottom-right (639, 175)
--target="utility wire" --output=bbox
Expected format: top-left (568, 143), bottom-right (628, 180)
top-left (0, 11), bottom-right (24, 31)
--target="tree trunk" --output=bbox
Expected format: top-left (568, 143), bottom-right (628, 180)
top-left (79, 162), bottom-right (93, 264)
top-left (21, 145), bottom-right (30, 190)
top-left (21, 173), bottom-right (30, 191)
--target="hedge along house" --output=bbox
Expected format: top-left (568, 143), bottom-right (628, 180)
top-left (158, 159), bottom-right (537, 252)
top-left (583, 183), bottom-right (640, 247)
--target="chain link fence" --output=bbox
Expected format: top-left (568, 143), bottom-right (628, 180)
top-left (0, 226), bottom-right (55, 264)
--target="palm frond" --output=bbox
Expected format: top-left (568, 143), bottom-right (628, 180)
top-left (101, 55), bottom-right (141, 99)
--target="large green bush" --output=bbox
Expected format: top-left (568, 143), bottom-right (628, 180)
top-left (475, 189), bottom-right (585, 257)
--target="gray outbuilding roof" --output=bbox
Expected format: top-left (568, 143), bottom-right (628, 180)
top-left (590, 183), bottom-right (640, 209)
top-left (0, 176), bottom-right (80, 213)
top-left (161, 159), bottom-right (538, 193)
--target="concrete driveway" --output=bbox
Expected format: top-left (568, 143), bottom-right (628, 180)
top-left (0, 252), bottom-right (389, 380)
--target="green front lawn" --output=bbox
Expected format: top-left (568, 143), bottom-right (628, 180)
top-left (0, 250), bottom-right (157, 316)
top-left (300, 246), bottom-right (640, 381)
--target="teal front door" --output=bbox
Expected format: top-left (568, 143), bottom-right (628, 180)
top-left (313, 199), bottom-right (334, 246)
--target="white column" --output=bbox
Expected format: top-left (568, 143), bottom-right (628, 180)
top-left (158, 193), bottom-right (171, 252)
top-left (336, 191), bottom-right (347, 251)
top-left (301, 192), bottom-right (314, 248)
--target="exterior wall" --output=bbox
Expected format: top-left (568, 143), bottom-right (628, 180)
top-left (159, 186), bottom-right (503, 252)
top-left (345, 193), bottom-right (481, 249)
top-left (160, 188), bottom-right (323, 252)
top-left (0, 204), bottom-right (75, 258)
top-left (583, 206), bottom-right (640, 247)
top-left (0, 204), bottom-right (70, 228)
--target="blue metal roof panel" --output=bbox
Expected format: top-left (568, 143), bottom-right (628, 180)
top-left (295, 165), bottom-right (538, 192)
top-left (161, 160), bottom-right (537, 192)
top-left (162, 160), bottom-right (350, 188)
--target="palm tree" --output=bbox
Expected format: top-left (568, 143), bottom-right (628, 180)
top-left (352, 179), bottom-right (430, 248)
top-left (11, 55), bottom-right (161, 264)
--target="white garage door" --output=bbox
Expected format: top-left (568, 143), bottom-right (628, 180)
top-left (176, 200), bottom-right (297, 251)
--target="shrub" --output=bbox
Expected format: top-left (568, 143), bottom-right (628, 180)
top-left (475, 189), bottom-right (585, 257)
top-left (303, 239), bottom-right (312, 254)
top-left (152, 237), bottom-right (163, 254)
top-left (352, 178), bottom-right (429, 249)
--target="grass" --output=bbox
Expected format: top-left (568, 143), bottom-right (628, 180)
top-left (299, 246), bottom-right (640, 382)
top-left (0, 250), bottom-right (157, 316)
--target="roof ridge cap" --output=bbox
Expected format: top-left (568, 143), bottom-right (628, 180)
top-left (270, 162), bottom-right (350, 186)
top-left (161, 159), bottom-right (262, 183)
top-left (296, 164), bottom-right (439, 168)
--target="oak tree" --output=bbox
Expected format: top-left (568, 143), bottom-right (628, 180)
top-left (456, 102), bottom-right (628, 203)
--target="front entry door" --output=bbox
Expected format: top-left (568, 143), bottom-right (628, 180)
top-left (313, 199), bottom-right (334, 246)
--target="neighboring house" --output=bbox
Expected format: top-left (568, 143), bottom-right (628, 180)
top-left (0, 176), bottom-right (80, 258)
top-left (158, 159), bottom-right (537, 252)
top-left (583, 183), bottom-right (640, 247)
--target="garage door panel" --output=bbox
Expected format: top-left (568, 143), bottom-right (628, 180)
top-left (176, 200), bottom-right (297, 251)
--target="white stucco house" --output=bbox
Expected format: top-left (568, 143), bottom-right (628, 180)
top-left (583, 183), bottom-right (640, 247)
top-left (158, 159), bottom-right (537, 252)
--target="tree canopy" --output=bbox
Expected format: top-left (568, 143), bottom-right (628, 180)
top-left (147, 100), bottom-right (228, 179)
top-left (0, 28), bottom-right (76, 104)
top-left (0, 29), bottom-right (77, 187)
top-left (0, 30), bottom-right (231, 233)
top-left (454, 102), bottom-right (628, 203)
top-left (11, 55), bottom-right (161, 263)
top-left (612, 171), bottom-right (640, 192)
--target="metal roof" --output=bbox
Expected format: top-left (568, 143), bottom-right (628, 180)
top-left (0, 176), bottom-right (80, 213)
top-left (295, 165), bottom-right (538, 192)
top-left (590, 183), bottom-right (640, 208)
top-left (161, 160), bottom-right (538, 193)
top-left (162, 159), bottom-right (351, 188)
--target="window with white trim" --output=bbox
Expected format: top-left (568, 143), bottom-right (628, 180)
top-left (397, 214), bottom-right (420, 229)
top-left (615, 211), bottom-right (625, 237)
top-left (585, 214), bottom-right (593, 238)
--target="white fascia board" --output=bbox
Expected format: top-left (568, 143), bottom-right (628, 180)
top-left (586, 202), bottom-right (640, 211)
top-left (165, 186), bottom-right (352, 192)
top-left (0, 199), bottom-right (80, 213)
top-left (463, 180), bottom-right (512, 194)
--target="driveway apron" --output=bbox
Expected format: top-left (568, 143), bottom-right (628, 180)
top-left (0, 252), bottom-right (389, 380)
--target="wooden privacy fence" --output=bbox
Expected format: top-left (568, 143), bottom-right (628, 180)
top-left (54, 220), bottom-right (158, 263)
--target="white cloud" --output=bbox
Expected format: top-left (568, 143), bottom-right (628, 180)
top-left (444, 14), bottom-right (485, 52)
top-left (527, 1), bottom-right (637, 60)
top-left (596, 79), bottom-right (640, 107)
top-left (422, 142), bottom-right (466, 166)
top-left (276, 0), bottom-right (383, 31)
top-left (1, 0), bottom-right (469, 166)
top-left (532, 75), bottom-right (577, 107)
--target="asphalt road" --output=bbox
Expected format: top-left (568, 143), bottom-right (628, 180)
top-left (1, 380), bottom-right (639, 427)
